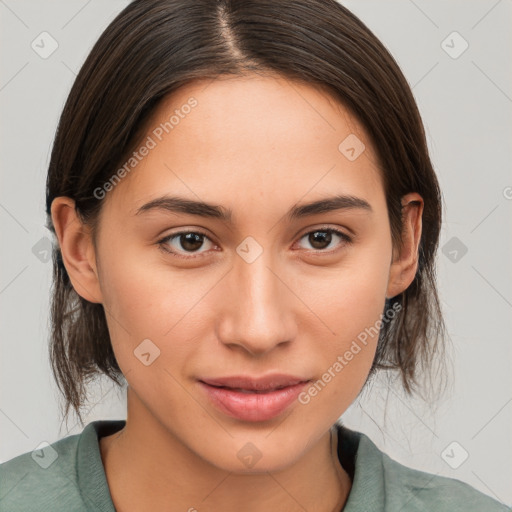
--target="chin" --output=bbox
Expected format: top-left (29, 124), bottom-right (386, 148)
top-left (191, 425), bottom-right (317, 474)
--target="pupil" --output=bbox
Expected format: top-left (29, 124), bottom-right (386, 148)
top-left (310, 231), bottom-right (331, 249)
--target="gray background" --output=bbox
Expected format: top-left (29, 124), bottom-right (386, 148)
top-left (1, 0), bottom-right (511, 506)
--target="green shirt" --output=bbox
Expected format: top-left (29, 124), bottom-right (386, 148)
top-left (0, 420), bottom-right (509, 511)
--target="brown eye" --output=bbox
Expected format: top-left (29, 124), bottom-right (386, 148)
top-left (177, 232), bottom-right (205, 252)
top-left (296, 228), bottom-right (351, 252)
top-left (158, 231), bottom-right (215, 258)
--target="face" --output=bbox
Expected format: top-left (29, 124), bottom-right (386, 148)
top-left (56, 74), bottom-right (421, 473)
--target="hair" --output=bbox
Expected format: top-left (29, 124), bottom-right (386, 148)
top-left (45, 0), bottom-right (447, 426)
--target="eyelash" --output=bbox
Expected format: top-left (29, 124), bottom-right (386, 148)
top-left (157, 226), bottom-right (352, 260)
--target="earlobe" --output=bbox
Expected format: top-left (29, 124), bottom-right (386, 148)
top-left (386, 193), bottom-right (424, 299)
top-left (50, 197), bottom-right (103, 304)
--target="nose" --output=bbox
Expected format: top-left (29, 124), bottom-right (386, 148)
top-left (216, 251), bottom-right (297, 356)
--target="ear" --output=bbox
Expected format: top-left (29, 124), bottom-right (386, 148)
top-left (50, 197), bottom-right (103, 304)
top-left (386, 192), bottom-right (424, 299)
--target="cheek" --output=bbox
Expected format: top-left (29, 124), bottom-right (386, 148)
top-left (98, 238), bottom-right (186, 331)
top-left (300, 236), bottom-right (391, 406)
top-left (299, 230), bottom-right (391, 340)
top-left (297, 297), bottom-right (385, 426)
top-left (96, 243), bottom-right (219, 375)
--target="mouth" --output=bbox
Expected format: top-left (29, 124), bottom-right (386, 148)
top-left (198, 374), bottom-right (311, 422)
top-left (210, 386), bottom-right (291, 394)
top-left (201, 375), bottom-right (307, 391)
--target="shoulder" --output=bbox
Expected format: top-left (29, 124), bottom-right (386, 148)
top-left (362, 432), bottom-right (510, 511)
top-left (337, 425), bottom-right (511, 512)
top-left (380, 450), bottom-right (509, 511)
top-left (0, 428), bottom-right (85, 512)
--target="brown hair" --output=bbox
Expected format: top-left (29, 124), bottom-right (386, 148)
top-left (45, 0), bottom-right (447, 425)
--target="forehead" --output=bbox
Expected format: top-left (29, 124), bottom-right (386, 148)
top-left (103, 74), bottom-right (385, 220)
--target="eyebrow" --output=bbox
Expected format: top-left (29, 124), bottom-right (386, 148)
top-left (134, 194), bottom-right (373, 222)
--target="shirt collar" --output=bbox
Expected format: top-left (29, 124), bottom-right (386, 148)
top-left (76, 419), bottom-right (385, 512)
top-left (77, 419), bottom-right (125, 511)
top-left (335, 422), bottom-right (386, 511)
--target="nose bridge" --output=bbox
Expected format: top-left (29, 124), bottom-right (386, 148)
top-left (218, 248), bottom-right (295, 355)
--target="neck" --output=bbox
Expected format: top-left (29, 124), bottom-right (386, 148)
top-left (100, 390), bottom-right (352, 512)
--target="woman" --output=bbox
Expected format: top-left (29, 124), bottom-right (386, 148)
top-left (0, 1), bottom-right (508, 511)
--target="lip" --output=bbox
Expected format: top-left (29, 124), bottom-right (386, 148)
top-left (199, 374), bottom-right (311, 422)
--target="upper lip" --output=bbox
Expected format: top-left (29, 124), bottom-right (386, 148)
top-left (200, 374), bottom-right (310, 391)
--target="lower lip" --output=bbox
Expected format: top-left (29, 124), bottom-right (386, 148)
top-left (199, 381), bottom-right (309, 422)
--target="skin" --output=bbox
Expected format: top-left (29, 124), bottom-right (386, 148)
top-left (51, 74), bottom-right (423, 512)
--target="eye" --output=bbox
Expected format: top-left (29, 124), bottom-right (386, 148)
top-left (157, 230), bottom-right (216, 259)
top-left (157, 226), bottom-right (352, 260)
top-left (295, 227), bottom-right (352, 253)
